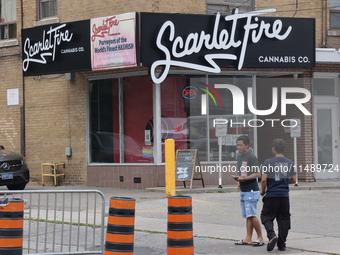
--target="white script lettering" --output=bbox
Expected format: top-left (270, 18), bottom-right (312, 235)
top-left (150, 9), bottom-right (292, 84)
top-left (23, 24), bottom-right (73, 71)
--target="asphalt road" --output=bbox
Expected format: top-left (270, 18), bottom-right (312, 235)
top-left (1, 183), bottom-right (339, 254)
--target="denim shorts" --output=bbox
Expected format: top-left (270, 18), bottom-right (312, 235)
top-left (240, 191), bottom-right (260, 218)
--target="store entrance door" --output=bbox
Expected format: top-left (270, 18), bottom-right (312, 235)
top-left (314, 102), bottom-right (340, 179)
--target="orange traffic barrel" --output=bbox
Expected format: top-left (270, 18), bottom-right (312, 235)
top-left (0, 198), bottom-right (24, 255)
top-left (167, 196), bottom-right (194, 255)
top-left (104, 197), bottom-right (135, 255)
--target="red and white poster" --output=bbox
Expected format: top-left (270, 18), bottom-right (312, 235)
top-left (91, 12), bottom-right (137, 70)
top-left (7, 89), bottom-right (19, 106)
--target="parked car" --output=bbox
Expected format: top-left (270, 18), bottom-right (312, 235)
top-left (0, 145), bottom-right (30, 190)
top-left (91, 132), bottom-right (154, 163)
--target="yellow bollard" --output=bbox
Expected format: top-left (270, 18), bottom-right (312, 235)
top-left (165, 139), bottom-right (176, 197)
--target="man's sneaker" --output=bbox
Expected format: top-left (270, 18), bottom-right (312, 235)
top-left (278, 246), bottom-right (286, 251)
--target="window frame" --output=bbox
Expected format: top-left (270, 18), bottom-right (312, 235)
top-left (0, 0), bottom-right (17, 41)
top-left (86, 71), bottom-right (259, 166)
top-left (0, 22), bottom-right (16, 40)
top-left (330, 10), bottom-right (340, 29)
top-left (330, 0), bottom-right (340, 29)
top-left (86, 71), bottom-right (157, 166)
top-left (38, 0), bottom-right (57, 20)
top-left (206, 0), bottom-right (254, 15)
top-left (207, 3), bottom-right (230, 16)
top-left (313, 72), bottom-right (339, 98)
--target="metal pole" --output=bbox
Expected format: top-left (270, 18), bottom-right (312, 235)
top-left (294, 136), bottom-right (298, 187)
top-left (218, 136), bottom-right (222, 188)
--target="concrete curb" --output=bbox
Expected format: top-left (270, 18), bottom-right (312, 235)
top-left (146, 182), bottom-right (340, 195)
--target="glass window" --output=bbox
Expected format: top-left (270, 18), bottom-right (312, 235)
top-left (160, 76), bottom-right (195, 162)
top-left (160, 75), bottom-right (254, 163)
top-left (330, 12), bottom-right (340, 29)
top-left (0, 0), bottom-right (16, 40)
top-left (330, 0), bottom-right (340, 29)
top-left (89, 77), bottom-right (154, 164)
top-left (207, 76), bottom-right (253, 161)
top-left (123, 77), bottom-right (154, 163)
top-left (187, 77), bottom-right (209, 162)
top-left (317, 109), bottom-right (333, 165)
top-left (207, 0), bottom-right (252, 15)
top-left (207, 4), bottom-right (229, 15)
top-left (314, 78), bottom-right (335, 96)
top-left (89, 79), bottom-right (116, 163)
top-left (39, 0), bottom-right (57, 20)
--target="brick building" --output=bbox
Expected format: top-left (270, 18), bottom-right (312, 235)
top-left (0, 0), bottom-right (339, 189)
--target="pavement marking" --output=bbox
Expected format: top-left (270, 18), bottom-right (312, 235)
top-left (136, 210), bottom-right (239, 216)
top-left (290, 193), bottom-right (340, 201)
top-left (193, 211), bottom-right (239, 216)
top-left (192, 199), bottom-right (239, 207)
top-left (79, 209), bottom-right (240, 216)
top-left (146, 187), bottom-right (182, 191)
top-left (82, 199), bottom-right (240, 214)
top-left (81, 210), bottom-right (167, 213)
top-left (136, 210), bottom-right (167, 213)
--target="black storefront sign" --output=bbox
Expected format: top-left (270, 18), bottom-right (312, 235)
top-left (140, 11), bottom-right (315, 83)
top-left (22, 20), bottom-right (91, 76)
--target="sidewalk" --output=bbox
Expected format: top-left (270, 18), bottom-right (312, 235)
top-left (27, 178), bottom-right (340, 195)
top-left (145, 178), bottom-right (340, 194)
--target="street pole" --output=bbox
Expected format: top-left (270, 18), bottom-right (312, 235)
top-left (218, 136), bottom-right (222, 189)
top-left (215, 123), bottom-right (227, 189)
top-left (294, 136), bottom-right (298, 187)
top-left (290, 119), bottom-right (300, 187)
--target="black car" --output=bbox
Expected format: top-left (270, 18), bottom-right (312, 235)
top-left (0, 145), bottom-right (30, 190)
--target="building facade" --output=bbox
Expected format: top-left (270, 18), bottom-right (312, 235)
top-left (0, 0), bottom-right (339, 188)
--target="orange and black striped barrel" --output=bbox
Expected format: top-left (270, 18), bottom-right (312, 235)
top-left (0, 198), bottom-right (24, 255)
top-left (104, 197), bottom-right (135, 255)
top-left (167, 196), bottom-right (194, 255)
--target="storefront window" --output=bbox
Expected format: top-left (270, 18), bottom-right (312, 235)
top-left (207, 76), bottom-right (253, 161)
top-left (123, 77), bottom-right (154, 163)
top-left (89, 77), bottom-right (154, 164)
top-left (89, 79), bottom-right (117, 163)
top-left (161, 75), bottom-right (254, 162)
top-left (89, 74), bottom-right (256, 164)
top-left (160, 76), bottom-right (193, 162)
top-left (187, 77), bottom-right (209, 161)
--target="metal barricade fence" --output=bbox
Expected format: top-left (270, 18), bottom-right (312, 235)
top-left (0, 190), bottom-right (106, 255)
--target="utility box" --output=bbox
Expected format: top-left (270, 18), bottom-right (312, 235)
top-left (65, 147), bottom-right (72, 157)
top-left (65, 73), bottom-right (74, 81)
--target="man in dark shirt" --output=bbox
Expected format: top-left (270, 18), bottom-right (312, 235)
top-left (234, 135), bottom-right (264, 246)
top-left (260, 139), bottom-right (296, 252)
